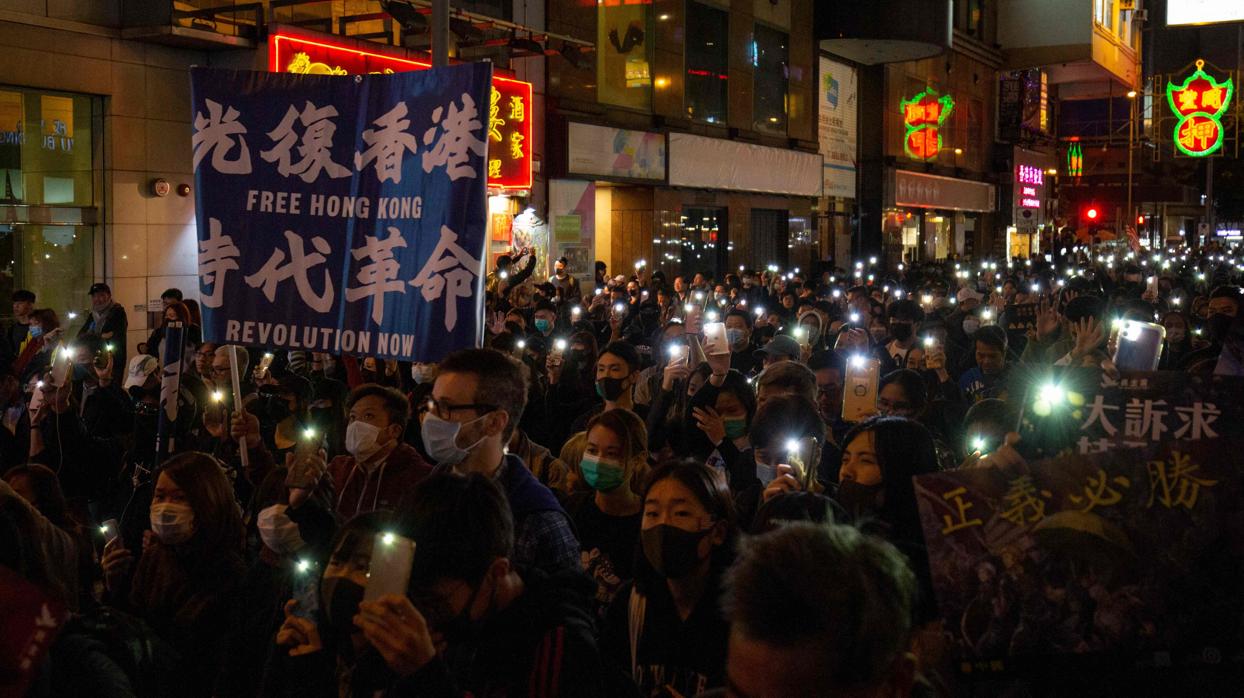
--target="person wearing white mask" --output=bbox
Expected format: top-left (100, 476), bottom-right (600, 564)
top-left (327, 384), bottom-right (431, 519)
top-left (425, 348), bottom-right (580, 574)
top-left (99, 453), bottom-right (245, 698)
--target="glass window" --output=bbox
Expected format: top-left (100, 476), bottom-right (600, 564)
top-left (686, 2), bottom-right (728, 124)
top-left (753, 24), bottom-right (788, 134)
top-left (966, 0), bottom-right (985, 39)
top-left (597, 3), bottom-right (653, 110)
top-left (0, 87), bottom-right (96, 326)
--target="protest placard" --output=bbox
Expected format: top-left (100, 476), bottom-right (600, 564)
top-left (191, 63), bottom-right (492, 361)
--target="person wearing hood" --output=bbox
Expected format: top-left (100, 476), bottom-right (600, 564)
top-left (76, 283), bottom-right (128, 384)
top-left (327, 384), bottom-right (431, 520)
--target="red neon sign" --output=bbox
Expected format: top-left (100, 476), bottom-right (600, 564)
top-left (269, 31), bottom-right (533, 190)
top-left (900, 88), bottom-right (954, 161)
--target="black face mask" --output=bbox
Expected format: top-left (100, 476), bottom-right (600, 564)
top-left (890, 322), bottom-right (913, 342)
top-left (596, 376), bottom-right (627, 401)
top-left (320, 574), bottom-right (365, 640)
top-left (641, 524), bottom-right (712, 579)
top-left (1207, 314), bottom-right (1233, 344)
top-left (836, 480), bottom-right (885, 520)
top-left (437, 579), bottom-right (492, 645)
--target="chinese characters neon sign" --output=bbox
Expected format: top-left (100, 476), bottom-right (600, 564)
top-left (1166, 59), bottom-right (1233, 158)
top-left (269, 31), bottom-right (533, 190)
top-left (900, 88), bottom-right (954, 160)
top-left (1067, 142), bottom-right (1083, 177)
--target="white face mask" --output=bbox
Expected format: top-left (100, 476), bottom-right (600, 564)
top-left (411, 365), bottom-right (432, 385)
top-left (345, 420), bottom-right (386, 462)
top-left (150, 502), bottom-right (195, 545)
top-left (257, 504), bottom-right (304, 555)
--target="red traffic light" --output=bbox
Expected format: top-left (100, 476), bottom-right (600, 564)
top-left (1137, 215), bottom-right (1145, 225)
top-left (1085, 207), bottom-right (1099, 221)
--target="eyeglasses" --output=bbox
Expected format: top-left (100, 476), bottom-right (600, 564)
top-left (425, 397), bottom-right (498, 421)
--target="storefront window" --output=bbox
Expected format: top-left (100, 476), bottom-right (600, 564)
top-left (0, 87), bottom-right (97, 324)
top-left (752, 24), bottom-right (788, 134)
top-left (655, 207), bottom-right (728, 280)
top-left (686, 2), bottom-right (728, 124)
top-left (598, 2), bottom-right (653, 110)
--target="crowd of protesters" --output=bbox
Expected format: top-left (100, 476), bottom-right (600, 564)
top-left (2, 240), bottom-right (1243, 697)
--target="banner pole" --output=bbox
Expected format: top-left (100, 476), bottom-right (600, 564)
top-left (154, 322), bottom-right (185, 463)
top-left (229, 345), bottom-right (250, 470)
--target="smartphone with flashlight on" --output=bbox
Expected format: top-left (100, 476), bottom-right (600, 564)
top-left (50, 346), bottom-right (72, 388)
top-left (784, 436), bottom-right (820, 490)
top-left (291, 559), bottom-right (321, 620)
top-left (363, 532), bottom-right (416, 603)
top-left (842, 356), bottom-right (880, 422)
top-left (100, 518), bottom-right (120, 546)
top-left (550, 338), bottom-right (568, 366)
top-left (255, 352), bottom-right (275, 382)
top-left (1113, 320), bottom-right (1165, 371)
top-left (94, 342), bottom-right (115, 370)
top-left (667, 342), bottom-right (689, 368)
top-left (703, 322), bottom-right (730, 356)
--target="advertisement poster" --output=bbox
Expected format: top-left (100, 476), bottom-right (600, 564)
top-left (818, 56), bottom-right (858, 199)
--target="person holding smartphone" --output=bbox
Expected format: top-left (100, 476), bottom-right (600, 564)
top-left (100, 452), bottom-right (245, 698)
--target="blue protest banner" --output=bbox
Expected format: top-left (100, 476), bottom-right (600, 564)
top-left (190, 63), bottom-right (492, 361)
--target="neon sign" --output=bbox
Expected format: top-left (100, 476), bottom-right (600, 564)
top-left (269, 31), bottom-right (533, 190)
top-left (900, 88), bottom-right (954, 160)
top-left (1067, 142), bottom-right (1083, 177)
top-left (1166, 59), bottom-right (1233, 158)
top-left (1016, 164), bottom-right (1044, 186)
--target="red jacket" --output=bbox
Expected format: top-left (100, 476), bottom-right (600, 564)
top-left (328, 442), bottom-right (432, 520)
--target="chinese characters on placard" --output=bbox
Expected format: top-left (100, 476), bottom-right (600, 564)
top-left (193, 93), bottom-right (486, 330)
top-left (1077, 395), bottom-right (1220, 454)
top-left (934, 449), bottom-right (1218, 538)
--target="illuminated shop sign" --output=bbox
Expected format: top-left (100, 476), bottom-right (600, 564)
top-left (269, 31), bottom-right (533, 190)
top-left (1166, 59), bottom-right (1233, 158)
top-left (1067, 142), bottom-right (1083, 177)
top-left (900, 88), bottom-right (954, 161)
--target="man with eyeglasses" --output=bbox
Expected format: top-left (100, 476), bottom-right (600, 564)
top-left (424, 348), bottom-right (579, 575)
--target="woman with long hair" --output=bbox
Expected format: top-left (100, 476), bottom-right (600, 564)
top-left (145, 300), bottom-right (203, 361)
top-left (100, 452), bottom-right (245, 697)
top-left (601, 460), bottom-right (738, 697)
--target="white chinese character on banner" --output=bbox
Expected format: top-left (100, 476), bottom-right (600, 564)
top-left (244, 230), bottom-right (335, 313)
top-left (199, 218), bottom-right (241, 308)
top-left (354, 102), bottom-right (420, 184)
top-left (192, 99), bottom-right (252, 175)
top-left (421, 93), bottom-right (486, 181)
top-left (1123, 398), bottom-right (1168, 441)
top-left (345, 227), bottom-right (408, 325)
top-left (1080, 394), bottom-right (1119, 436)
top-left (1174, 402), bottom-right (1221, 440)
top-left (409, 225), bottom-right (480, 331)
top-left (260, 101), bottom-right (350, 182)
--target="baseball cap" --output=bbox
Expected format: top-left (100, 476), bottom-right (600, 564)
top-left (754, 334), bottom-right (802, 361)
top-left (123, 354), bottom-right (159, 390)
top-left (88, 282), bottom-right (112, 295)
top-left (956, 287), bottom-right (983, 304)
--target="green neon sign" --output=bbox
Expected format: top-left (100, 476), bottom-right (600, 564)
top-left (900, 88), bottom-right (955, 161)
top-left (1166, 59), bottom-right (1233, 158)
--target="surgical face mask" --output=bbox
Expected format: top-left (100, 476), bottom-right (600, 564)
top-left (321, 573), bottom-right (365, 639)
top-left (962, 317), bottom-right (981, 335)
top-left (29, 325), bottom-right (43, 338)
top-left (641, 524), bottom-right (713, 579)
top-left (534, 318), bottom-right (552, 334)
top-left (1207, 314), bottom-right (1233, 343)
top-left (555, 267), bottom-right (567, 278)
top-left (580, 454), bottom-right (626, 491)
top-left (257, 504), bottom-right (305, 555)
top-left (421, 412), bottom-right (489, 466)
top-left (723, 417), bottom-right (747, 440)
top-left (755, 461), bottom-right (777, 486)
top-left (890, 322), bottom-right (913, 342)
top-left (411, 365), bottom-right (432, 385)
top-left (726, 328), bottom-right (747, 349)
top-left (149, 502), bottom-right (195, 545)
top-left (345, 420), bottom-right (386, 462)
